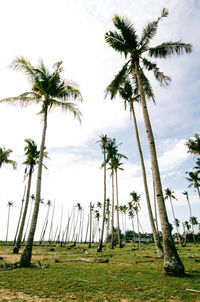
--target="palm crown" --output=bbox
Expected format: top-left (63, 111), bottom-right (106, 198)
top-left (0, 147), bottom-right (16, 169)
top-left (1, 57), bottom-right (82, 120)
top-left (105, 8), bottom-right (192, 99)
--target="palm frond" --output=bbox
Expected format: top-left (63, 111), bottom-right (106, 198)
top-left (142, 58), bottom-right (171, 86)
top-left (105, 61), bottom-right (130, 99)
top-left (148, 41), bottom-right (192, 58)
top-left (138, 67), bottom-right (155, 101)
top-left (48, 99), bottom-right (82, 123)
top-left (105, 30), bottom-right (128, 56)
top-left (0, 92), bottom-right (40, 107)
top-left (139, 8), bottom-right (168, 49)
top-left (113, 15), bottom-right (138, 49)
top-left (9, 56), bottom-right (36, 80)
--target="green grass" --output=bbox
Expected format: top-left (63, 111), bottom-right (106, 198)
top-left (0, 243), bottom-right (200, 301)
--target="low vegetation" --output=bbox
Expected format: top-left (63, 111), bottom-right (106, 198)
top-left (0, 243), bottom-right (199, 301)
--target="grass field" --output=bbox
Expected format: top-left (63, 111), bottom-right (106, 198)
top-left (0, 243), bottom-right (199, 301)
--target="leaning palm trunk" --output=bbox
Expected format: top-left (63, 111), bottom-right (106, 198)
top-left (134, 63), bottom-right (184, 275)
top-left (20, 106), bottom-right (48, 267)
top-left (130, 101), bottom-right (163, 257)
top-left (97, 152), bottom-right (107, 252)
top-left (111, 169), bottom-right (115, 249)
top-left (115, 169), bottom-right (122, 248)
top-left (13, 185), bottom-right (26, 246)
top-left (13, 169), bottom-right (33, 254)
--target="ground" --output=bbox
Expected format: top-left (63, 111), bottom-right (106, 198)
top-left (0, 243), bottom-right (200, 301)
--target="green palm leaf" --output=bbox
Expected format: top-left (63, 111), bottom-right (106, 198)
top-left (148, 41), bottom-right (192, 58)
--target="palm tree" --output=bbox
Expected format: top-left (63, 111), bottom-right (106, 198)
top-left (182, 191), bottom-right (195, 244)
top-left (0, 147), bottom-right (16, 169)
top-left (97, 135), bottom-right (110, 252)
top-left (13, 139), bottom-right (41, 253)
top-left (105, 8), bottom-right (191, 276)
top-left (186, 171), bottom-right (200, 199)
top-left (106, 79), bottom-right (163, 257)
top-left (130, 191), bottom-right (141, 244)
top-left (186, 133), bottom-right (200, 155)
top-left (0, 57), bottom-right (82, 266)
top-left (107, 138), bottom-right (127, 248)
top-left (164, 188), bottom-right (181, 243)
top-left (6, 201), bottom-right (14, 242)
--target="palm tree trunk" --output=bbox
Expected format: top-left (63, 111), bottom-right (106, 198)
top-left (98, 151), bottom-right (107, 252)
top-left (136, 210), bottom-right (140, 244)
top-left (85, 213), bottom-right (89, 243)
top-left (20, 105), bottom-right (48, 267)
top-left (115, 169), bottom-right (122, 248)
top-left (111, 169), bottom-right (115, 249)
top-left (134, 62), bottom-right (184, 276)
top-left (152, 169), bottom-right (159, 233)
top-left (6, 207), bottom-right (11, 242)
top-left (13, 185), bottom-right (26, 246)
top-left (169, 197), bottom-right (181, 243)
top-left (131, 217), bottom-right (136, 242)
top-left (88, 202), bottom-right (92, 248)
top-left (13, 169), bottom-right (33, 253)
top-left (130, 101), bottom-right (163, 257)
top-left (186, 196), bottom-right (195, 244)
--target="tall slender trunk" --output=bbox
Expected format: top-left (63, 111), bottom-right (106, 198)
top-left (106, 200), bottom-right (110, 242)
top-left (13, 168), bottom-right (33, 253)
top-left (130, 101), bottom-right (163, 257)
top-left (13, 185), bottom-right (26, 246)
top-left (152, 169), bottom-right (159, 233)
top-left (85, 213), bottom-right (89, 243)
top-left (136, 210), bottom-right (140, 244)
top-left (131, 217), bottom-right (136, 242)
top-left (186, 195), bottom-right (195, 244)
top-left (98, 151), bottom-right (107, 252)
top-left (88, 202), bottom-right (92, 248)
top-left (6, 207), bottom-right (11, 242)
top-left (115, 169), bottom-right (122, 248)
top-left (48, 201), bottom-right (55, 243)
top-left (169, 197), bottom-right (181, 243)
top-left (134, 62), bottom-right (184, 276)
top-left (111, 169), bottom-right (115, 249)
top-left (20, 105), bottom-right (48, 267)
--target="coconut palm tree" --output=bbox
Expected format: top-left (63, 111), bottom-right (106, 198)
top-left (97, 135), bottom-right (110, 252)
top-left (130, 191), bottom-right (141, 244)
top-left (186, 171), bottom-right (200, 200)
top-left (186, 133), bottom-right (200, 155)
top-left (13, 139), bottom-right (41, 253)
top-left (106, 79), bottom-right (163, 257)
top-left (107, 138), bottom-right (127, 248)
top-left (182, 191), bottom-right (195, 244)
top-left (164, 188), bottom-right (181, 243)
top-left (0, 57), bottom-right (82, 266)
top-left (6, 201), bottom-right (14, 242)
top-left (105, 8), bottom-right (191, 276)
top-left (0, 147), bottom-right (16, 169)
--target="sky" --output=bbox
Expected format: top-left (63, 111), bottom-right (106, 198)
top-left (0, 0), bottom-right (199, 241)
